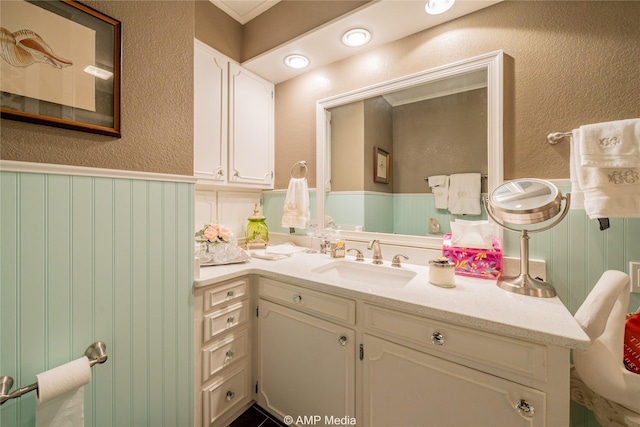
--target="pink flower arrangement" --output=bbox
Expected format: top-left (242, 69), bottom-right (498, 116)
top-left (196, 224), bottom-right (234, 244)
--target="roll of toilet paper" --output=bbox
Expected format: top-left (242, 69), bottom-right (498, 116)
top-left (36, 356), bottom-right (91, 404)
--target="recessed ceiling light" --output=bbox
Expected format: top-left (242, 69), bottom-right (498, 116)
top-left (284, 54), bottom-right (309, 69)
top-left (341, 28), bottom-right (372, 47)
top-left (425, 0), bottom-right (455, 15)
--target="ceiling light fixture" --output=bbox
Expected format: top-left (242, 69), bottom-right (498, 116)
top-left (284, 54), bottom-right (309, 69)
top-left (425, 0), bottom-right (455, 15)
top-left (341, 28), bottom-right (372, 47)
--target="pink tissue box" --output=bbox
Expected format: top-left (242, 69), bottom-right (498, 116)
top-left (442, 233), bottom-right (502, 280)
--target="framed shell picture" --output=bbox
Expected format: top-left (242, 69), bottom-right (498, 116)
top-left (374, 146), bottom-right (390, 184)
top-left (0, 0), bottom-right (121, 137)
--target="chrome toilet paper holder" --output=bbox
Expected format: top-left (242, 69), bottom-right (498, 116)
top-left (0, 341), bottom-right (108, 405)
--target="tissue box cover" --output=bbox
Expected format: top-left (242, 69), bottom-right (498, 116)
top-left (442, 233), bottom-right (502, 279)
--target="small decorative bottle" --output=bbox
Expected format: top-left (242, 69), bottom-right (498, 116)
top-left (246, 204), bottom-right (269, 249)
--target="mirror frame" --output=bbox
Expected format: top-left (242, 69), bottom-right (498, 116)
top-left (315, 50), bottom-right (504, 249)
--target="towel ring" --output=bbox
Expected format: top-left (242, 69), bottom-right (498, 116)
top-left (290, 161), bottom-right (308, 179)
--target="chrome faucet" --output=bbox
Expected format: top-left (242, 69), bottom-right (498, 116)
top-left (367, 239), bottom-right (383, 265)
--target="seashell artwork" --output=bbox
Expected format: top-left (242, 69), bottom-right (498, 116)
top-left (0, 27), bottom-right (72, 69)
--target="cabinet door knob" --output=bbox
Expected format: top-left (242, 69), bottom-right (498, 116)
top-left (292, 294), bottom-right (302, 304)
top-left (227, 290), bottom-right (235, 298)
top-left (225, 390), bottom-right (235, 402)
top-left (430, 332), bottom-right (445, 346)
top-left (337, 335), bottom-right (348, 346)
top-left (514, 399), bottom-right (535, 418)
top-left (226, 316), bottom-right (235, 324)
top-left (225, 350), bottom-right (235, 359)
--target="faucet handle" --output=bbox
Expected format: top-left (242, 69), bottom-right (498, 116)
top-left (347, 248), bottom-right (364, 262)
top-left (391, 254), bottom-right (409, 268)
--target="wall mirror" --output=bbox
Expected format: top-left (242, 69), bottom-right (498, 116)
top-left (315, 50), bottom-right (504, 248)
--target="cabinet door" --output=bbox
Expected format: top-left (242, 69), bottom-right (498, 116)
top-left (363, 335), bottom-right (546, 427)
top-left (257, 300), bottom-right (355, 423)
top-left (228, 63), bottom-right (274, 188)
top-left (194, 40), bottom-right (227, 182)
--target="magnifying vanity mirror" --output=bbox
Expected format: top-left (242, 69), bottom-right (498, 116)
top-left (315, 51), bottom-right (504, 249)
top-left (485, 178), bottom-right (571, 298)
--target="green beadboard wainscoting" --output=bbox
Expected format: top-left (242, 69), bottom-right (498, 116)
top-left (0, 169), bottom-right (194, 427)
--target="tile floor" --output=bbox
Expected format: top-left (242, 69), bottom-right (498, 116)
top-left (229, 404), bottom-right (285, 427)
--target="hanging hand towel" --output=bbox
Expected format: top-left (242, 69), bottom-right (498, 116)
top-left (570, 128), bottom-right (585, 210)
top-left (580, 118), bottom-right (640, 168)
top-left (448, 173), bottom-right (481, 215)
top-left (281, 177), bottom-right (310, 229)
top-left (573, 125), bottom-right (640, 219)
top-left (429, 175), bottom-right (449, 209)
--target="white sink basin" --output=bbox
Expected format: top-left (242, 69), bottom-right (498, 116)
top-left (311, 260), bottom-right (417, 288)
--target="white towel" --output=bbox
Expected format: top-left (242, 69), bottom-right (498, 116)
top-left (428, 175), bottom-right (447, 187)
top-left (570, 128), bottom-right (585, 210)
top-left (429, 175), bottom-right (449, 209)
top-left (281, 177), bottom-right (310, 229)
top-left (572, 126), bottom-right (640, 218)
top-left (448, 173), bottom-right (481, 215)
top-left (580, 118), bottom-right (640, 168)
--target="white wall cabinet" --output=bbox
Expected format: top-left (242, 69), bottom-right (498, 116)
top-left (256, 278), bottom-right (356, 423)
top-left (194, 39), bottom-right (274, 189)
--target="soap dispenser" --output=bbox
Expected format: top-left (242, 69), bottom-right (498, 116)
top-left (330, 230), bottom-right (346, 258)
top-left (246, 204), bottom-right (269, 249)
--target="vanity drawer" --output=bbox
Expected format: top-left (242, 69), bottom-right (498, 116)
top-left (202, 327), bottom-right (250, 382)
top-left (203, 277), bottom-right (248, 312)
top-left (363, 304), bottom-right (547, 381)
top-left (202, 362), bottom-right (250, 427)
top-left (259, 277), bottom-right (355, 325)
top-left (203, 301), bottom-right (249, 343)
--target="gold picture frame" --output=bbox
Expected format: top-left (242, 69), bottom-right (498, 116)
top-left (0, 0), bottom-right (121, 137)
top-left (374, 146), bottom-right (390, 184)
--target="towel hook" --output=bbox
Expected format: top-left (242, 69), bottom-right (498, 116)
top-left (290, 161), bottom-right (308, 179)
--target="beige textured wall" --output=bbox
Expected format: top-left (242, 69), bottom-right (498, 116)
top-left (274, 1), bottom-right (640, 189)
top-left (195, 0), bottom-right (242, 62)
top-left (364, 97), bottom-right (393, 193)
top-left (1, 1), bottom-right (194, 175)
top-left (393, 88), bottom-right (487, 194)
top-left (330, 101), bottom-right (364, 191)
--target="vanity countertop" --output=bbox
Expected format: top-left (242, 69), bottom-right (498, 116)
top-left (195, 253), bottom-right (591, 350)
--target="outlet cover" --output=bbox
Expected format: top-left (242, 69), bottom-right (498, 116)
top-left (631, 262), bottom-right (640, 294)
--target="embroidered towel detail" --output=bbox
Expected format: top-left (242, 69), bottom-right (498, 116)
top-left (281, 177), bottom-right (310, 229)
top-left (429, 175), bottom-right (449, 209)
top-left (580, 118), bottom-right (640, 168)
top-left (448, 173), bottom-right (481, 215)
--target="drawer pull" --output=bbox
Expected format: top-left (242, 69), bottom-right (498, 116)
top-left (515, 399), bottom-right (535, 418)
top-left (227, 290), bottom-right (235, 298)
top-left (225, 390), bottom-right (235, 402)
top-left (225, 350), bottom-right (235, 359)
top-left (292, 294), bottom-right (302, 304)
top-left (226, 316), bottom-right (235, 324)
top-left (430, 332), bottom-right (445, 346)
top-left (337, 335), bottom-right (348, 346)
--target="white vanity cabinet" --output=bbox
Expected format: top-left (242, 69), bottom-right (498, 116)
top-left (362, 303), bottom-right (570, 426)
top-left (194, 39), bottom-right (274, 189)
top-left (256, 277), bottom-right (357, 424)
top-left (194, 277), bottom-right (253, 427)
